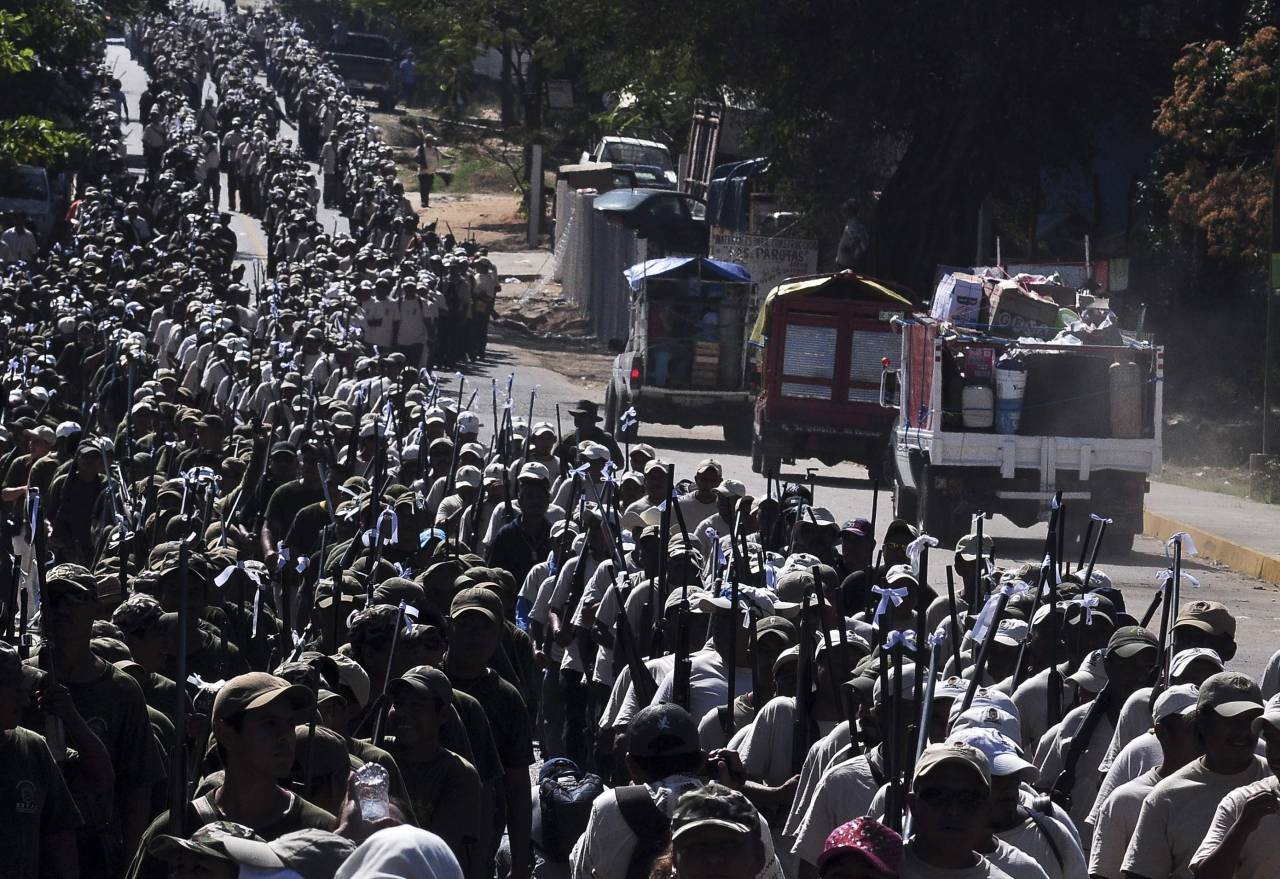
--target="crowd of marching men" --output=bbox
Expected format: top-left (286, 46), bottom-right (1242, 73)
top-left (6, 3), bottom-right (1280, 879)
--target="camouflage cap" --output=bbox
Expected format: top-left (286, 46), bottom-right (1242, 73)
top-left (0, 642), bottom-right (41, 691)
top-left (112, 593), bottom-right (165, 636)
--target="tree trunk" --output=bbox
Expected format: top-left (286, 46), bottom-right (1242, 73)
top-left (500, 39), bottom-right (515, 126)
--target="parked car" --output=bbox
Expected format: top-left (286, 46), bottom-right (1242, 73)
top-left (0, 164), bottom-right (57, 242)
top-left (593, 188), bottom-right (709, 255)
top-left (584, 136), bottom-right (677, 189)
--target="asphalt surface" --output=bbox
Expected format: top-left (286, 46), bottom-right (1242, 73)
top-left (106, 31), bottom-right (1280, 682)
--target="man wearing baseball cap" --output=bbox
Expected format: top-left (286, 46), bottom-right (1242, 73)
top-left (951, 728), bottom-right (1085, 879)
top-left (444, 586), bottom-right (534, 879)
top-left (836, 518), bottom-right (875, 581)
top-left (1123, 672), bottom-right (1269, 879)
top-left (486, 460), bottom-right (556, 586)
top-left (0, 642), bottom-right (82, 879)
top-left (1089, 684), bottom-right (1202, 879)
top-left (1191, 698), bottom-right (1280, 879)
top-left (385, 665), bottom-right (481, 868)
top-left (1036, 626), bottom-right (1160, 834)
top-left (124, 672), bottom-right (333, 879)
top-left (677, 458), bottom-right (723, 534)
top-left (819, 816), bottom-right (903, 878)
top-left (669, 782), bottom-right (769, 879)
top-left (904, 743), bottom-right (1012, 876)
top-left (147, 821), bottom-right (354, 879)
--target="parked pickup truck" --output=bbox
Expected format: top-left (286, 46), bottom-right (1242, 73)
top-left (881, 313), bottom-right (1162, 551)
top-left (325, 32), bottom-right (399, 111)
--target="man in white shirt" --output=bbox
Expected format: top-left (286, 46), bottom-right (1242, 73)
top-left (0, 216), bottom-right (38, 263)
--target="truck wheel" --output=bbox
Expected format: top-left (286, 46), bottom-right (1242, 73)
top-left (893, 477), bottom-right (918, 524)
top-left (723, 411), bottom-right (753, 449)
top-left (751, 439), bottom-right (762, 474)
top-left (920, 479), bottom-right (962, 546)
top-left (1103, 517), bottom-right (1141, 556)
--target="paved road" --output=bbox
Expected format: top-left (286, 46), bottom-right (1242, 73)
top-left (106, 33), bottom-right (1280, 682)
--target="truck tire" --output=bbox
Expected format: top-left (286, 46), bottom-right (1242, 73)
top-left (1103, 514), bottom-right (1142, 556)
top-left (919, 477), bottom-right (963, 546)
top-left (893, 478), bottom-right (918, 524)
top-left (723, 410), bottom-right (753, 449)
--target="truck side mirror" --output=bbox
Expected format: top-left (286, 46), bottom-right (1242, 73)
top-left (879, 367), bottom-right (900, 409)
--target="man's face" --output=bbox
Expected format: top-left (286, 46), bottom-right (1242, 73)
top-left (1201, 708), bottom-right (1264, 772)
top-left (695, 469), bottom-right (721, 493)
top-left (47, 590), bottom-right (96, 644)
top-left (908, 763), bottom-right (990, 852)
top-left (821, 853), bottom-right (891, 879)
top-left (389, 688), bottom-right (441, 744)
top-left (449, 610), bottom-right (500, 667)
top-left (1104, 647), bottom-right (1159, 697)
top-left (221, 701), bottom-right (298, 778)
top-left (672, 826), bottom-right (762, 879)
top-left (840, 535), bottom-right (873, 571)
top-left (644, 469), bottom-right (666, 499)
top-left (517, 479), bottom-right (550, 519)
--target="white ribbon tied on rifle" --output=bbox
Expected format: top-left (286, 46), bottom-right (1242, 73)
top-left (187, 673), bottom-right (227, 696)
top-left (1090, 514), bottom-right (1114, 525)
top-left (621, 406), bottom-right (638, 432)
top-left (1167, 532), bottom-right (1199, 557)
top-left (295, 556), bottom-right (309, 574)
top-left (871, 585), bottom-right (909, 628)
top-left (276, 542), bottom-right (290, 570)
top-left (1077, 591), bottom-right (1102, 625)
top-left (928, 622), bottom-right (949, 649)
top-left (883, 628), bottom-right (917, 653)
top-left (970, 579), bottom-right (1030, 644)
top-left (904, 533), bottom-right (939, 578)
top-left (214, 560), bottom-right (264, 590)
top-left (363, 507), bottom-right (399, 547)
top-left (1156, 568), bottom-right (1200, 589)
top-left (602, 461), bottom-right (618, 485)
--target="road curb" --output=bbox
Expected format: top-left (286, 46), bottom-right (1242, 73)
top-left (1144, 510), bottom-right (1280, 584)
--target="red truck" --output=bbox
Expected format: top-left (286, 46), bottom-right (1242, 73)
top-left (749, 272), bottom-right (917, 476)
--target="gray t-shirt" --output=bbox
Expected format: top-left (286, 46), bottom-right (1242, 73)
top-left (1190, 775), bottom-right (1280, 879)
top-left (902, 845), bottom-right (1016, 879)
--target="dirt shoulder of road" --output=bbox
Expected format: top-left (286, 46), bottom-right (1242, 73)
top-left (491, 326), bottom-right (612, 392)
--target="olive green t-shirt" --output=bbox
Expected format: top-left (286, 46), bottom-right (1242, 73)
top-left (0, 727), bottom-right (84, 879)
top-left (383, 739), bottom-right (481, 859)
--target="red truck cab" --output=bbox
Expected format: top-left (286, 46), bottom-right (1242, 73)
top-left (750, 271), bottom-right (917, 476)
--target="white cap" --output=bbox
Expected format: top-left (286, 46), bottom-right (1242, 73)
top-left (1067, 648), bottom-right (1109, 694)
top-left (1153, 683), bottom-right (1200, 724)
top-left (873, 662), bottom-right (917, 704)
top-left (948, 687), bottom-right (1019, 726)
top-left (518, 462), bottom-right (551, 484)
top-left (579, 442), bottom-right (610, 462)
top-left (455, 465), bottom-right (482, 488)
top-left (1170, 647), bottom-right (1224, 680)
top-left (456, 411), bottom-right (481, 433)
top-left (531, 421), bottom-right (555, 437)
top-left (950, 705), bottom-right (1022, 743)
top-left (55, 421), bottom-right (81, 439)
top-left (947, 727), bottom-right (1035, 778)
top-left (716, 479), bottom-right (747, 498)
top-left (992, 618), bottom-right (1028, 647)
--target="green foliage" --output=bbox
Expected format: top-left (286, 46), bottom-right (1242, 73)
top-left (0, 116), bottom-right (86, 166)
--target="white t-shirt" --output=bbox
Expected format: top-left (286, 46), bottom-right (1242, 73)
top-left (1099, 686), bottom-right (1152, 772)
top-left (901, 845), bottom-right (1016, 879)
top-left (782, 722), bottom-right (853, 839)
top-left (1263, 649), bottom-right (1280, 700)
top-left (791, 749), bottom-right (883, 866)
top-left (650, 649), bottom-right (752, 724)
top-left (1122, 756), bottom-right (1270, 879)
top-left (985, 838), bottom-right (1050, 879)
top-left (1012, 664), bottom-right (1075, 754)
top-left (1034, 701), bottom-right (1114, 843)
top-left (1190, 775), bottom-right (1280, 879)
top-left (1088, 766), bottom-right (1162, 879)
top-left (1086, 732), bottom-right (1162, 831)
top-left (997, 808), bottom-right (1088, 879)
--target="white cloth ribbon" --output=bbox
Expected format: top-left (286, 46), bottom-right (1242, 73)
top-left (1077, 592), bottom-right (1102, 624)
top-left (295, 556), bottom-right (309, 574)
top-left (1167, 532), bottom-right (1199, 557)
top-left (276, 542), bottom-right (290, 570)
top-left (1156, 568), bottom-right (1201, 589)
top-left (871, 585), bottom-right (909, 628)
top-left (883, 629), bottom-right (917, 653)
top-left (970, 579), bottom-right (1030, 644)
top-left (214, 561), bottom-right (264, 590)
top-left (1090, 514), bottom-right (1113, 525)
top-left (905, 533), bottom-right (939, 578)
top-left (621, 406), bottom-right (638, 432)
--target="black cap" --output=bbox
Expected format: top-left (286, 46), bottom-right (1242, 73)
top-left (270, 442), bottom-right (298, 460)
top-left (627, 703), bottom-right (699, 758)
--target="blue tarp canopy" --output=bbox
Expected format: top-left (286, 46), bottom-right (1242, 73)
top-left (623, 257), bottom-right (751, 291)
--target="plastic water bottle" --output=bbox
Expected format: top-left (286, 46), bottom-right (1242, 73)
top-left (354, 762), bottom-right (390, 821)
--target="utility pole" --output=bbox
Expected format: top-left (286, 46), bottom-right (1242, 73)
top-left (1253, 22), bottom-right (1280, 498)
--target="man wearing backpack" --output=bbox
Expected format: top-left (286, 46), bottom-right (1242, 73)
top-left (569, 703), bottom-right (778, 879)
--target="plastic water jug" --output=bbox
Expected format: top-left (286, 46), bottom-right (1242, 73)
top-left (962, 383), bottom-right (995, 429)
top-left (995, 359), bottom-right (1027, 435)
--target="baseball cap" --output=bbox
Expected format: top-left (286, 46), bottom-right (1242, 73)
top-left (696, 458), bottom-right (722, 475)
top-left (1107, 626), bottom-right (1159, 658)
top-left (948, 728), bottom-right (1034, 778)
top-left (46, 563), bottom-right (97, 602)
top-left (112, 592), bottom-right (165, 634)
top-left (670, 782), bottom-right (760, 843)
top-left (1067, 649), bottom-right (1109, 694)
top-left (817, 817), bottom-right (903, 874)
top-left (388, 665), bottom-right (453, 705)
top-left (1174, 600), bottom-right (1235, 638)
top-left (517, 462), bottom-right (551, 484)
top-left (456, 411), bottom-right (481, 433)
top-left (330, 653), bottom-right (371, 709)
top-left (950, 706), bottom-right (1021, 743)
top-left (757, 616), bottom-right (798, 645)
top-left (947, 687), bottom-right (1019, 725)
top-left (839, 518), bottom-right (873, 539)
top-left (269, 441), bottom-right (298, 460)
top-left (913, 742), bottom-right (991, 791)
top-left (55, 421), bottom-right (81, 440)
top-left (992, 618), bottom-right (1028, 647)
top-left (873, 662), bottom-right (917, 704)
top-left (151, 823), bottom-right (354, 879)
top-left (885, 564), bottom-right (917, 589)
top-left (291, 725), bottom-right (352, 778)
top-left (454, 465), bottom-right (482, 489)
top-left (627, 703), bottom-right (699, 757)
top-left (531, 421), bottom-right (555, 437)
top-left (450, 585), bottom-right (502, 623)
top-left (1197, 671), bottom-right (1264, 718)
top-left (1170, 647), bottom-right (1224, 679)
top-left (212, 672), bottom-right (314, 724)
top-left (955, 532), bottom-right (994, 562)
top-left (715, 479), bottom-right (747, 499)
top-left (579, 442), bottom-right (610, 462)
top-left (27, 425), bottom-right (54, 445)
top-left (1152, 683), bottom-right (1200, 724)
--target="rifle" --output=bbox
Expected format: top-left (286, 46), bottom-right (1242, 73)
top-left (370, 601), bottom-right (406, 747)
top-left (669, 484), bottom-right (694, 711)
top-left (960, 581), bottom-right (1015, 713)
top-left (902, 631), bottom-right (942, 838)
top-left (790, 587), bottom-right (814, 776)
top-left (168, 537), bottom-right (193, 836)
top-left (648, 465), bottom-right (673, 658)
top-left (719, 512), bottom-right (743, 736)
top-left (944, 566), bottom-right (963, 674)
top-left (1044, 493), bottom-right (1065, 728)
top-left (1081, 514), bottom-right (1110, 590)
top-left (1049, 684), bottom-right (1111, 810)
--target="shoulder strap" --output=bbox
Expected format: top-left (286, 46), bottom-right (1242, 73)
top-left (1024, 807), bottom-right (1066, 873)
top-left (616, 785), bottom-right (671, 879)
top-left (192, 794), bottom-right (220, 823)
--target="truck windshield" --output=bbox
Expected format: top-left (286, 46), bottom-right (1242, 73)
top-left (603, 143), bottom-right (673, 171)
top-left (0, 166), bottom-right (48, 202)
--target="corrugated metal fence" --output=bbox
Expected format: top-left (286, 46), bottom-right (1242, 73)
top-left (552, 185), bottom-right (643, 344)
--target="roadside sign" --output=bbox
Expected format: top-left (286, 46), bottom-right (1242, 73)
top-left (710, 229), bottom-right (819, 320)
